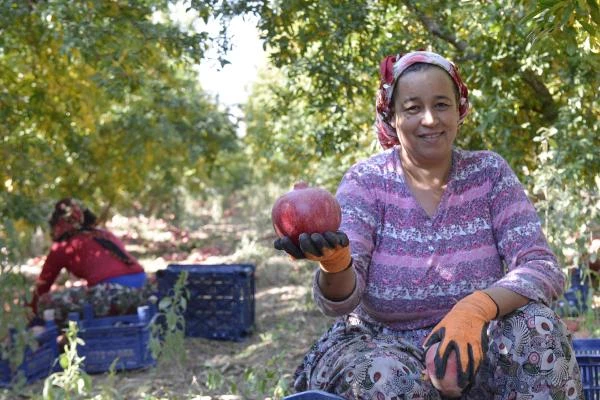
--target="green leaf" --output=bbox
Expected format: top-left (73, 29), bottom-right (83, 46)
top-left (59, 353), bottom-right (69, 370)
top-left (159, 297), bottom-right (172, 310)
top-left (586, 0), bottom-right (600, 24)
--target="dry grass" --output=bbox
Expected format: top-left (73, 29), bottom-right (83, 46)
top-left (81, 255), bottom-right (333, 399)
top-left (4, 190), bottom-right (335, 399)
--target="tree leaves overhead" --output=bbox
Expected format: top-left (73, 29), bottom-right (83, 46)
top-left (221, 0), bottom-right (598, 267)
top-left (213, 0), bottom-right (597, 162)
top-left (1, 0), bottom-right (239, 232)
top-left (2, 0), bottom-right (599, 268)
top-left (523, 0), bottom-right (600, 49)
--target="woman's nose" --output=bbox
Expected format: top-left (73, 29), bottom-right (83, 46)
top-left (421, 108), bottom-right (438, 126)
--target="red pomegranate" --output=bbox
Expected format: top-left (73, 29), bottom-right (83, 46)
top-left (271, 182), bottom-right (342, 246)
top-left (425, 342), bottom-right (463, 398)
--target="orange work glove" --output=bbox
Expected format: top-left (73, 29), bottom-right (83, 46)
top-left (423, 291), bottom-right (499, 390)
top-left (274, 231), bottom-right (351, 273)
top-left (299, 232), bottom-right (352, 273)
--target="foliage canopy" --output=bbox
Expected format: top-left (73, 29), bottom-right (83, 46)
top-left (219, 0), bottom-right (600, 269)
top-left (1, 0), bottom-right (241, 260)
top-left (1, 0), bottom-right (599, 271)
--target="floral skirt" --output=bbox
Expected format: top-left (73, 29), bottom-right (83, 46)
top-left (37, 282), bottom-right (156, 328)
top-left (294, 302), bottom-right (583, 399)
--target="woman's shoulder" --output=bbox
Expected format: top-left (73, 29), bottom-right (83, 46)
top-left (454, 148), bottom-right (510, 176)
top-left (49, 231), bottom-right (88, 253)
top-left (347, 147), bottom-right (398, 175)
top-left (456, 148), bottom-right (507, 164)
top-left (49, 240), bottom-right (69, 252)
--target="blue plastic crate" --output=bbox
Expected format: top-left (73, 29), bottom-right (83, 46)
top-left (553, 268), bottom-right (592, 317)
top-left (554, 286), bottom-right (589, 317)
top-left (157, 263), bottom-right (255, 341)
top-left (0, 320), bottom-right (59, 387)
top-left (284, 390), bottom-right (345, 400)
top-left (573, 338), bottom-right (600, 400)
top-left (68, 305), bottom-right (156, 374)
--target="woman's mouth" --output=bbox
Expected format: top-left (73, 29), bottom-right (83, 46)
top-left (418, 132), bottom-right (444, 141)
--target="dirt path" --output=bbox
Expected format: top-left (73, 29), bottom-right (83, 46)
top-left (8, 205), bottom-right (335, 399)
top-left (84, 256), bottom-right (333, 399)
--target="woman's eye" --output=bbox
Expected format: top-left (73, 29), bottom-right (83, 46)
top-left (436, 103), bottom-right (450, 109)
top-left (404, 106), bottom-right (419, 113)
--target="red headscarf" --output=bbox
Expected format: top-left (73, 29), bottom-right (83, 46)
top-left (49, 198), bottom-right (85, 241)
top-left (375, 51), bottom-right (470, 149)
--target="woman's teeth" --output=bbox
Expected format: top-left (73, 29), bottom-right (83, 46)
top-left (419, 132), bottom-right (443, 139)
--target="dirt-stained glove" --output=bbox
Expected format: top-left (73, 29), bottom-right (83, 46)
top-left (274, 231), bottom-right (352, 273)
top-left (273, 236), bottom-right (306, 260)
top-left (423, 291), bottom-right (499, 390)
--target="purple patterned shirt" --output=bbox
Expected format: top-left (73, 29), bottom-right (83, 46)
top-left (313, 147), bottom-right (565, 330)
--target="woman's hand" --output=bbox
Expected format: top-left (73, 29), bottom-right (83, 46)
top-left (274, 231), bottom-right (352, 273)
top-left (423, 291), bottom-right (499, 392)
top-left (273, 236), bottom-right (306, 260)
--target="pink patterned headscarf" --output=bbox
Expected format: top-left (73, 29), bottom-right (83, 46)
top-left (375, 51), bottom-right (470, 149)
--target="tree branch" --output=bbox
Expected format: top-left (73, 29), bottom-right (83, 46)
top-left (403, 0), bottom-right (558, 123)
top-left (401, 0), bottom-right (472, 54)
top-left (520, 69), bottom-right (559, 122)
top-left (98, 199), bottom-right (113, 226)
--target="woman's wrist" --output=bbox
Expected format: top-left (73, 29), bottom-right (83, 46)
top-left (320, 257), bottom-right (353, 274)
top-left (318, 260), bottom-right (356, 301)
top-left (483, 287), bottom-right (529, 318)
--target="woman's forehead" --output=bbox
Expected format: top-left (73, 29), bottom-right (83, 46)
top-left (395, 68), bottom-right (456, 99)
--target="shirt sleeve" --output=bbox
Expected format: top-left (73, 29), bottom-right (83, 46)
top-left (312, 162), bottom-right (380, 316)
top-left (488, 153), bottom-right (565, 305)
top-left (34, 243), bottom-right (65, 301)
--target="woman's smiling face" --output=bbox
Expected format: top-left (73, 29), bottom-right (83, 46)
top-left (393, 66), bottom-right (460, 165)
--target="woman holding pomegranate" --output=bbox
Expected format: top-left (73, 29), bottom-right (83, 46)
top-left (30, 198), bottom-right (152, 327)
top-left (274, 51), bottom-right (582, 399)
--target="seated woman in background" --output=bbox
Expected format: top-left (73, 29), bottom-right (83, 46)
top-left (31, 198), bottom-right (151, 325)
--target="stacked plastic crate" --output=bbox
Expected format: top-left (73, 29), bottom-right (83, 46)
top-left (157, 263), bottom-right (255, 341)
top-left (573, 338), bottom-right (600, 400)
top-left (67, 305), bottom-right (156, 373)
top-left (0, 320), bottom-right (59, 387)
top-left (565, 268), bottom-right (591, 314)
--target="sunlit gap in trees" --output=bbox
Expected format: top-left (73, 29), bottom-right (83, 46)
top-left (168, 1), bottom-right (265, 138)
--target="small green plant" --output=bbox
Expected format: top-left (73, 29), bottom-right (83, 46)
top-left (90, 359), bottom-right (122, 400)
top-left (149, 270), bottom-right (188, 369)
top-left (205, 369), bottom-right (225, 391)
top-left (0, 270), bottom-right (38, 393)
top-left (238, 353), bottom-right (292, 398)
top-left (42, 321), bottom-right (91, 399)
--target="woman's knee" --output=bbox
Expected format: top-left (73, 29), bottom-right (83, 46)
top-left (336, 353), bottom-right (439, 398)
top-left (495, 301), bottom-right (568, 341)
top-left (484, 301), bottom-right (581, 397)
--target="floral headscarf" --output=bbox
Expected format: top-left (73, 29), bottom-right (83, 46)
top-left (48, 198), bottom-right (135, 264)
top-left (49, 198), bottom-right (85, 241)
top-left (375, 51), bottom-right (470, 149)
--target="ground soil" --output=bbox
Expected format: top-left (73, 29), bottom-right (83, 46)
top-left (4, 205), bottom-right (335, 400)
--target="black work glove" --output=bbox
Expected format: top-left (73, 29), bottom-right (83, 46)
top-left (274, 231), bottom-right (352, 273)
